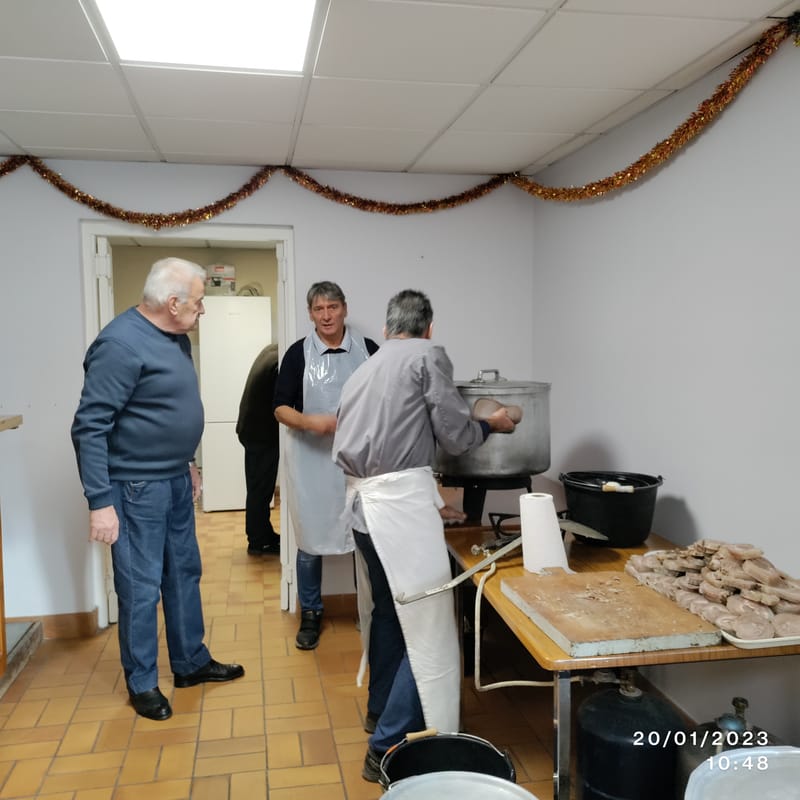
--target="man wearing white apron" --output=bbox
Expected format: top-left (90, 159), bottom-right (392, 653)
top-left (274, 281), bottom-right (378, 649)
top-left (332, 289), bottom-right (516, 781)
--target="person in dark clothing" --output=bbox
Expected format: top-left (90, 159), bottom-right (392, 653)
top-left (237, 343), bottom-right (281, 556)
top-left (71, 257), bottom-right (244, 722)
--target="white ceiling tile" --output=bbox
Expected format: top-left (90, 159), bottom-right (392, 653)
top-left (412, 130), bottom-right (573, 173)
top-left (654, 21), bottom-right (776, 91)
top-left (315, 0), bottom-right (546, 82)
top-left (496, 12), bottom-right (750, 89)
top-left (0, 111), bottom-right (151, 149)
top-left (522, 133), bottom-right (600, 172)
top-left (293, 126), bottom-right (434, 171)
top-left (0, 60), bottom-right (134, 114)
top-left (22, 147), bottom-right (160, 161)
top-left (123, 66), bottom-right (304, 123)
top-left (0, 0), bottom-right (105, 60)
top-left (586, 89), bottom-right (671, 132)
top-left (303, 78), bottom-right (478, 129)
top-left (0, 130), bottom-right (23, 154)
top-left (148, 118), bottom-right (292, 165)
top-left (399, 0), bottom-right (557, 7)
top-left (454, 85), bottom-right (642, 132)
top-left (562, 0), bottom-right (789, 19)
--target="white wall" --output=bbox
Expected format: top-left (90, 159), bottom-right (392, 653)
top-left (0, 164), bottom-right (535, 621)
top-left (532, 44), bottom-right (800, 740)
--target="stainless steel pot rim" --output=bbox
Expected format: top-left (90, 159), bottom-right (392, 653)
top-left (456, 381), bottom-right (551, 392)
top-left (560, 471), bottom-right (663, 490)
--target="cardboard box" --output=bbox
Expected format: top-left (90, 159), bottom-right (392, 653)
top-left (205, 264), bottom-right (235, 295)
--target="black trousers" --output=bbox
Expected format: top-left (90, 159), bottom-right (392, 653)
top-left (242, 441), bottom-right (280, 547)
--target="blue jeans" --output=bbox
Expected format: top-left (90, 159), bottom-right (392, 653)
top-left (111, 474), bottom-right (210, 694)
top-left (354, 530), bottom-right (425, 753)
top-left (296, 549), bottom-right (323, 612)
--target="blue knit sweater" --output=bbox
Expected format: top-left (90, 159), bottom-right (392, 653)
top-left (71, 307), bottom-right (204, 510)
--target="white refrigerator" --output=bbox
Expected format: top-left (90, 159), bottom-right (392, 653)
top-left (197, 296), bottom-right (272, 511)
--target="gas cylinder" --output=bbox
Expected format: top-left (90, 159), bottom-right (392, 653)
top-left (674, 696), bottom-right (783, 798)
top-left (577, 671), bottom-right (685, 800)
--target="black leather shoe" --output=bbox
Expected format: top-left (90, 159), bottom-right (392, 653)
top-left (362, 746), bottom-right (384, 783)
top-left (247, 541), bottom-right (281, 555)
top-left (129, 687), bottom-right (172, 720)
top-left (364, 711), bottom-right (379, 734)
top-left (174, 658), bottom-right (245, 688)
top-left (295, 610), bottom-right (323, 650)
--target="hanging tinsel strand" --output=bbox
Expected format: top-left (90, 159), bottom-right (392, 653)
top-left (282, 167), bottom-right (513, 215)
top-left (0, 14), bottom-right (797, 227)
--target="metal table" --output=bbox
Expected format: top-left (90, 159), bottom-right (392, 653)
top-left (445, 526), bottom-right (800, 800)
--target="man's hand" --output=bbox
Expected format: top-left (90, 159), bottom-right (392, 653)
top-left (190, 462), bottom-right (202, 502)
top-left (89, 505), bottom-right (119, 545)
top-left (304, 413), bottom-right (338, 435)
top-left (487, 407), bottom-right (516, 434)
top-left (439, 505), bottom-right (467, 525)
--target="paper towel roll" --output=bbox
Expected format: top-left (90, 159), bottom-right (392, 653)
top-left (519, 492), bottom-right (572, 574)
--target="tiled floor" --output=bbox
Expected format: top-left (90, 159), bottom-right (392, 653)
top-left (0, 507), bottom-right (559, 799)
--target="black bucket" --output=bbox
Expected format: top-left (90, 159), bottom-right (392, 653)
top-left (559, 471), bottom-right (663, 547)
top-left (380, 732), bottom-right (516, 790)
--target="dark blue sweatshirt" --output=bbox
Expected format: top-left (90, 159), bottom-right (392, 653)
top-left (71, 307), bottom-right (204, 510)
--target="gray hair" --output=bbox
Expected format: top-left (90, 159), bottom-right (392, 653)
top-left (385, 289), bottom-right (433, 338)
top-left (306, 281), bottom-right (345, 308)
top-left (142, 258), bottom-right (207, 307)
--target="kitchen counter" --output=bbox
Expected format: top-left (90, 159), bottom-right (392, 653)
top-left (445, 524), bottom-right (800, 800)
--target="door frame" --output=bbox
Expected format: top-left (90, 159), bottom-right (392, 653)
top-left (80, 220), bottom-right (298, 626)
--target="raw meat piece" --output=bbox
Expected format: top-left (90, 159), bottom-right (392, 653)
top-left (742, 557), bottom-right (781, 585)
top-left (733, 614), bottom-right (774, 640)
top-left (699, 581), bottom-right (731, 604)
top-left (726, 595), bottom-right (774, 620)
top-left (772, 613), bottom-right (800, 637)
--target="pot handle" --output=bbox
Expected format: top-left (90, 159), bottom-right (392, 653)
top-left (474, 368), bottom-right (501, 383)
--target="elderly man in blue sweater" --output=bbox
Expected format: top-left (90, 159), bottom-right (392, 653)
top-left (71, 257), bottom-right (243, 721)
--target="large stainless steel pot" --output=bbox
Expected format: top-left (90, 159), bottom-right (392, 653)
top-left (434, 369), bottom-right (551, 478)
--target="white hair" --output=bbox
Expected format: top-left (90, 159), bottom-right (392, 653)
top-left (142, 258), bottom-right (206, 307)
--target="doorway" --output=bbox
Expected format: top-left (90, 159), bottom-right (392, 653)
top-left (80, 221), bottom-right (299, 625)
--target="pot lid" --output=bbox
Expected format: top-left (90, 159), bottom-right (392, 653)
top-left (455, 369), bottom-right (550, 393)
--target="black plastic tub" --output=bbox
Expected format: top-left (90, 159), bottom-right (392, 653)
top-left (380, 732), bottom-right (516, 789)
top-left (559, 471), bottom-right (663, 547)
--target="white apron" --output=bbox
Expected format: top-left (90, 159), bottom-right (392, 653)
top-left (349, 466), bottom-right (461, 734)
top-left (285, 329), bottom-right (370, 555)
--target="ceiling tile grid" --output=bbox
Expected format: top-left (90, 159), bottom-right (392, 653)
top-left (0, 0), bottom-right (797, 174)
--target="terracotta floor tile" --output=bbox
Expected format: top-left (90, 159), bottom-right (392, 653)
top-left (229, 769), bottom-right (267, 800)
top-left (300, 729), bottom-right (337, 765)
top-left (195, 735), bottom-right (264, 759)
top-left (197, 708), bottom-right (232, 742)
top-left (113, 778), bottom-right (192, 800)
top-left (58, 721), bottom-right (103, 758)
top-left (157, 742), bottom-right (198, 781)
top-left (266, 732), bottom-right (302, 770)
top-left (193, 751), bottom-right (266, 777)
top-left (267, 763), bottom-right (341, 789)
top-left (232, 706), bottom-right (265, 738)
top-left (37, 766), bottom-right (120, 794)
top-left (118, 746), bottom-right (160, 784)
